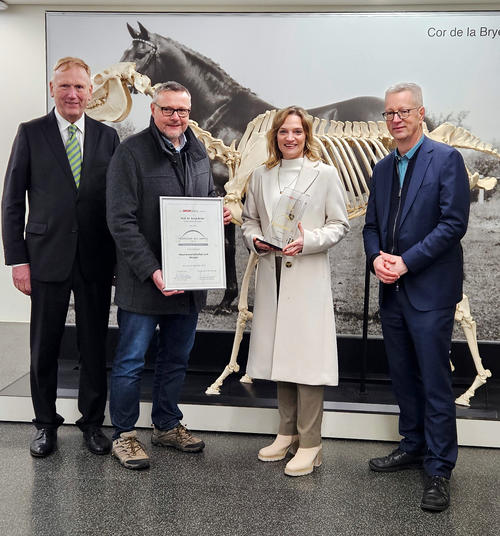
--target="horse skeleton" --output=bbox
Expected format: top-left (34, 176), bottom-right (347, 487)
top-left (207, 111), bottom-right (498, 407)
top-left (86, 63), bottom-right (497, 408)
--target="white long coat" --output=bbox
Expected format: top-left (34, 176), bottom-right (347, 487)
top-left (241, 158), bottom-right (349, 386)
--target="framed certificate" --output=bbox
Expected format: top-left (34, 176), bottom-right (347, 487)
top-left (159, 197), bottom-right (226, 291)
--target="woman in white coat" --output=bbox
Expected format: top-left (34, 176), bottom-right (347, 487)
top-left (241, 106), bottom-right (349, 476)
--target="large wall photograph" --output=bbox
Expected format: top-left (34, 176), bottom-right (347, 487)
top-left (46, 11), bottom-right (500, 340)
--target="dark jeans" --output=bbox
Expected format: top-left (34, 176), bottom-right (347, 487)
top-left (109, 308), bottom-right (198, 440)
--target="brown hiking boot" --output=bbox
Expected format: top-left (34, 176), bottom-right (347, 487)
top-left (112, 430), bottom-right (150, 470)
top-left (151, 424), bottom-right (205, 452)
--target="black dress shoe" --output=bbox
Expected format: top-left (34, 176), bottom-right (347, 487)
top-left (421, 475), bottom-right (450, 512)
top-left (30, 428), bottom-right (57, 457)
top-left (83, 428), bottom-right (112, 455)
top-left (369, 447), bottom-right (424, 472)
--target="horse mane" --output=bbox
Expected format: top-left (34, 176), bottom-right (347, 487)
top-left (181, 45), bottom-right (250, 95)
top-left (136, 24), bottom-right (257, 96)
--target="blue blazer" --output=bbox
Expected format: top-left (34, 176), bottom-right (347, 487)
top-left (363, 136), bottom-right (470, 312)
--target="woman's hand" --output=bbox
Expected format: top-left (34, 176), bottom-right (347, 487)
top-left (282, 222), bottom-right (304, 256)
top-left (254, 237), bottom-right (275, 253)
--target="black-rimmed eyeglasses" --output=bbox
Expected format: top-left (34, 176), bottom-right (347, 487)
top-left (382, 108), bottom-right (419, 121)
top-left (153, 103), bottom-right (191, 117)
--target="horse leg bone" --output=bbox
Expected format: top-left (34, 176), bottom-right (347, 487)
top-left (455, 375), bottom-right (490, 407)
top-left (455, 295), bottom-right (492, 378)
top-left (205, 252), bottom-right (258, 394)
top-left (213, 223), bottom-right (238, 312)
top-left (454, 294), bottom-right (492, 407)
top-left (239, 373), bottom-right (254, 384)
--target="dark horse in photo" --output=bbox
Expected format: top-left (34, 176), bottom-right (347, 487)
top-left (121, 22), bottom-right (384, 311)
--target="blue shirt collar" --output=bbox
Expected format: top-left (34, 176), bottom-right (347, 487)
top-left (161, 132), bottom-right (187, 153)
top-left (395, 134), bottom-right (425, 160)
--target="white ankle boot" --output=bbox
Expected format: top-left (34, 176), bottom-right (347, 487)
top-left (284, 445), bottom-right (322, 476)
top-left (258, 434), bottom-right (299, 462)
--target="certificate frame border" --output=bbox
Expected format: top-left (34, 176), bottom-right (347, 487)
top-left (159, 196), bottom-right (226, 291)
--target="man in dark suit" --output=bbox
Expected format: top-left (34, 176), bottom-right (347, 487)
top-left (363, 82), bottom-right (470, 512)
top-left (2, 57), bottom-right (119, 457)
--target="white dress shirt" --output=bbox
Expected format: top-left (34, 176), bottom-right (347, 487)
top-left (54, 108), bottom-right (85, 157)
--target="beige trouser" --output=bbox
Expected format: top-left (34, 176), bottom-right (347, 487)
top-left (277, 381), bottom-right (324, 448)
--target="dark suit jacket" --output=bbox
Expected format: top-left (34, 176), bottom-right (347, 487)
top-left (2, 109), bottom-right (120, 282)
top-left (363, 136), bottom-right (470, 311)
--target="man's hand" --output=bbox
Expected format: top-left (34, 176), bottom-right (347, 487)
top-left (223, 206), bottom-right (232, 226)
top-left (379, 251), bottom-right (408, 277)
top-left (282, 222), bottom-right (304, 257)
top-left (373, 253), bottom-right (399, 284)
top-left (151, 269), bottom-right (184, 297)
top-left (12, 264), bottom-right (31, 295)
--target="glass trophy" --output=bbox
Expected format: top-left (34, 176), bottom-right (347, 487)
top-left (263, 187), bottom-right (310, 250)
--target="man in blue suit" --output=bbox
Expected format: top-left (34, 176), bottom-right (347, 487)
top-left (363, 82), bottom-right (470, 512)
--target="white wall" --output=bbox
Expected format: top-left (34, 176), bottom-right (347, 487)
top-left (0, 6), bottom-right (47, 322)
top-left (0, 2), bottom-right (497, 322)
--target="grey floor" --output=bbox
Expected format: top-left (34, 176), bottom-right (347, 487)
top-left (0, 423), bottom-right (498, 536)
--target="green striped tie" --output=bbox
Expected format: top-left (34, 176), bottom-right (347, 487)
top-left (65, 124), bottom-right (82, 188)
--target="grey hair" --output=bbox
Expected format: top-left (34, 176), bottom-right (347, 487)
top-left (385, 82), bottom-right (423, 107)
top-left (152, 81), bottom-right (191, 103)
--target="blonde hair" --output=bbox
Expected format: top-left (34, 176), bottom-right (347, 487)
top-left (52, 57), bottom-right (91, 78)
top-left (265, 106), bottom-right (321, 169)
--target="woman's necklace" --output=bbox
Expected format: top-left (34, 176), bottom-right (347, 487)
top-left (277, 159), bottom-right (305, 194)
